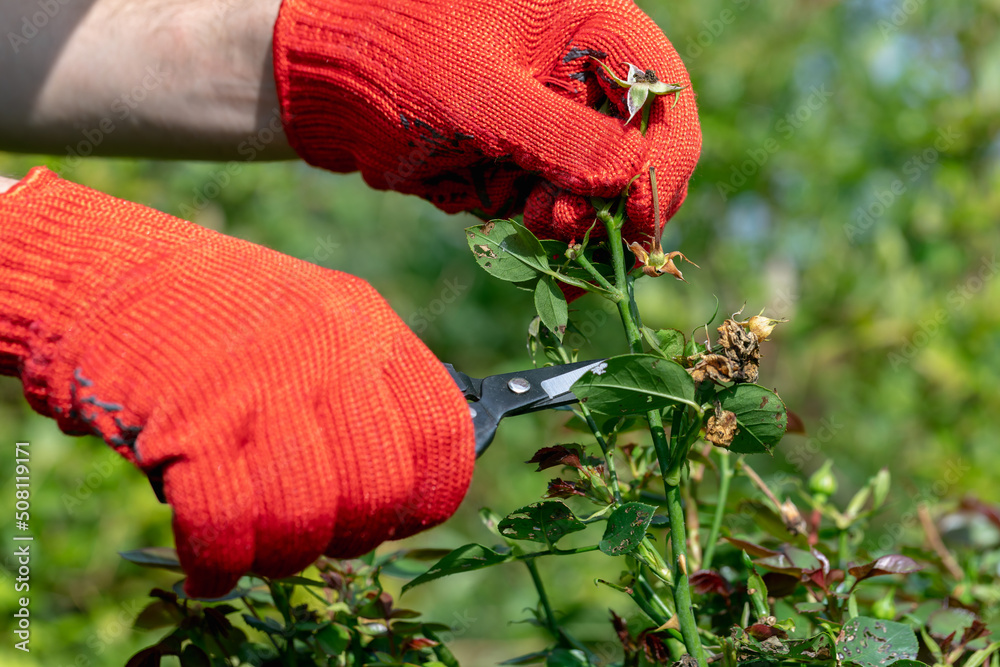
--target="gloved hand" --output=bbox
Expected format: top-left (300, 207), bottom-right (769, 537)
top-left (272, 0), bottom-right (701, 241)
top-left (0, 167), bottom-right (475, 598)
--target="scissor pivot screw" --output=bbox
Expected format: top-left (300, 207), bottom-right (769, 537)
top-left (469, 405), bottom-right (478, 419)
top-left (507, 377), bottom-right (531, 394)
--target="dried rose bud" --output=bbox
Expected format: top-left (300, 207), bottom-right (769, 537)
top-left (743, 314), bottom-right (787, 342)
top-left (779, 498), bottom-right (808, 536)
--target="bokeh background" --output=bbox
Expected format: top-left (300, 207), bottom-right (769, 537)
top-left (2, 0), bottom-right (998, 664)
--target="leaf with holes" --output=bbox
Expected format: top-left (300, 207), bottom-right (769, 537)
top-left (837, 616), bottom-right (918, 667)
top-left (498, 501), bottom-right (587, 545)
top-left (716, 384), bottom-right (787, 454)
top-left (600, 503), bottom-right (656, 556)
top-left (571, 354), bottom-right (698, 415)
top-left (466, 219), bottom-right (549, 282)
top-left (402, 544), bottom-right (512, 593)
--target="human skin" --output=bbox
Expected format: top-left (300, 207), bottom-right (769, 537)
top-left (0, 0), bottom-right (295, 161)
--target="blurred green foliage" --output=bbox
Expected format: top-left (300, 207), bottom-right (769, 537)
top-left (2, 0), bottom-right (999, 664)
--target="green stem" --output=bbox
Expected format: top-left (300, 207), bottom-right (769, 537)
top-left (701, 449), bottom-right (732, 571)
top-left (556, 345), bottom-right (624, 504)
top-left (666, 483), bottom-right (708, 666)
top-left (839, 529), bottom-right (849, 570)
top-left (603, 216), bottom-right (643, 353)
top-left (635, 573), bottom-right (685, 661)
top-left (582, 407), bottom-right (623, 504)
top-left (629, 581), bottom-right (669, 627)
top-left (636, 572), bottom-right (675, 624)
top-left (603, 209), bottom-right (707, 667)
top-left (573, 251), bottom-right (622, 300)
top-left (524, 559), bottom-right (560, 640)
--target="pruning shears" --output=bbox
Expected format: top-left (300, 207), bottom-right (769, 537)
top-left (444, 359), bottom-right (607, 457)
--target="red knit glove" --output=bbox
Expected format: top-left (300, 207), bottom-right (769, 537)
top-left (0, 168), bottom-right (474, 598)
top-left (272, 0), bottom-right (701, 241)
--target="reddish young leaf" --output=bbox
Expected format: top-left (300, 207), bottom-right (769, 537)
top-left (746, 623), bottom-right (788, 640)
top-left (640, 631), bottom-right (672, 664)
top-left (848, 554), bottom-right (923, 582)
top-left (690, 569), bottom-right (732, 599)
top-left (785, 409), bottom-right (806, 435)
top-left (753, 554), bottom-right (801, 578)
top-left (403, 637), bottom-right (439, 651)
top-left (610, 610), bottom-right (638, 653)
top-left (960, 618), bottom-right (990, 646)
top-left (525, 445), bottom-right (583, 471)
top-left (544, 478), bottom-right (588, 499)
top-left (722, 537), bottom-right (781, 558)
top-left (802, 567), bottom-right (843, 595)
top-left (959, 496), bottom-right (1000, 531)
top-left (762, 572), bottom-right (799, 598)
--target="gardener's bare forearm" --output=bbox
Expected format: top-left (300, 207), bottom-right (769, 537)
top-left (0, 0), bottom-right (295, 161)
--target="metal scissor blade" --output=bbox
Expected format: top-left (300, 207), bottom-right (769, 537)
top-left (537, 360), bottom-right (607, 405)
top-left (445, 360), bottom-right (606, 457)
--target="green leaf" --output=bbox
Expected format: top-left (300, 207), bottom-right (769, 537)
top-left (599, 502), bottom-right (656, 556)
top-left (571, 354), bottom-right (698, 415)
top-left (540, 239), bottom-right (569, 263)
top-left (735, 500), bottom-right (804, 545)
top-left (133, 601), bottom-right (183, 630)
top-left (315, 623), bottom-right (351, 655)
top-left (716, 384), bottom-right (787, 454)
top-left (380, 549), bottom-right (456, 579)
top-left (642, 327), bottom-right (685, 358)
top-left (837, 617), bottom-right (919, 667)
top-left (402, 544), bottom-right (512, 593)
top-left (871, 468), bottom-right (891, 510)
top-left (527, 316), bottom-right (565, 366)
top-left (465, 219), bottom-right (549, 282)
top-left (423, 627), bottom-right (461, 667)
top-left (964, 643), bottom-right (1000, 667)
top-left (683, 337), bottom-right (708, 357)
top-left (546, 648), bottom-right (591, 667)
top-left (173, 578), bottom-right (250, 602)
top-left (179, 644), bottom-right (210, 667)
top-left (534, 275), bottom-right (568, 342)
top-left (498, 501), bottom-right (586, 545)
top-left (118, 547), bottom-right (184, 572)
top-left (845, 486), bottom-right (872, 521)
top-left (500, 650), bottom-right (550, 665)
top-left (243, 614), bottom-right (285, 635)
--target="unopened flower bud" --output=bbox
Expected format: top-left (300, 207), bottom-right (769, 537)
top-left (809, 460), bottom-right (838, 500)
top-left (872, 588), bottom-right (896, 620)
